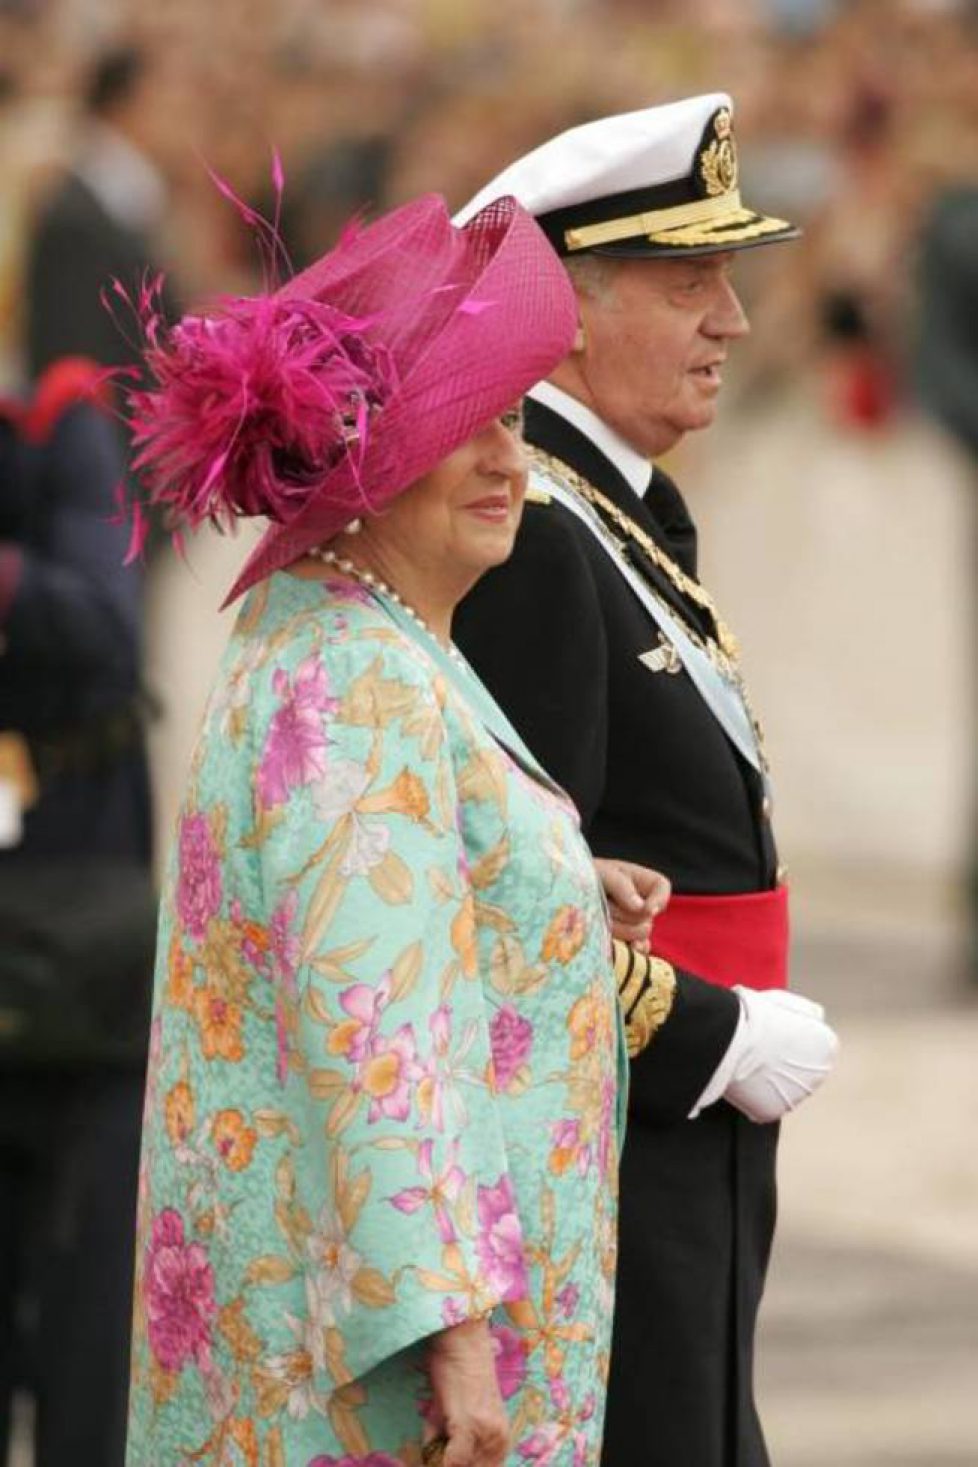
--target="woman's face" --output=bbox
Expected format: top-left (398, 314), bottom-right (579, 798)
top-left (363, 410), bottom-right (528, 589)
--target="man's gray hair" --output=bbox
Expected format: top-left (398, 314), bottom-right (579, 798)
top-left (563, 252), bottom-right (620, 302)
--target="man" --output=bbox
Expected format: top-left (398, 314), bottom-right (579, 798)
top-left (24, 44), bottom-right (179, 379)
top-left (454, 95), bottom-right (839, 1467)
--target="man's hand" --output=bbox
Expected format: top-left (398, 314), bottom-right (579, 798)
top-left (594, 857), bottom-right (671, 953)
top-left (426, 1317), bottom-right (509, 1467)
top-left (723, 988), bottom-right (839, 1124)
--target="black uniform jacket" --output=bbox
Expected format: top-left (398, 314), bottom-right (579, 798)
top-left (25, 170), bottom-right (179, 380)
top-left (455, 397), bottom-right (780, 1467)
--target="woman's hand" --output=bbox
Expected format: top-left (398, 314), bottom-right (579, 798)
top-left (425, 1317), bottom-right (508, 1467)
top-left (594, 857), bottom-right (671, 953)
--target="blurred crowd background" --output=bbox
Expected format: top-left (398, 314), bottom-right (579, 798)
top-left (1, 1), bottom-right (977, 1465)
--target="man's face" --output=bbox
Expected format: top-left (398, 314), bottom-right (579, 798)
top-left (565, 252), bottom-right (750, 458)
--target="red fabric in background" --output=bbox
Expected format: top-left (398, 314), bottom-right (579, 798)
top-left (649, 885), bottom-right (790, 991)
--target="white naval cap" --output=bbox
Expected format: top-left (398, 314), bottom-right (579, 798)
top-left (456, 93), bottom-right (798, 259)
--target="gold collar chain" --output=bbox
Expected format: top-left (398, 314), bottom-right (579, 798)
top-left (530, 447), bottom-right (740, 663)
top-left (529, 446), bottom-right (770, 773)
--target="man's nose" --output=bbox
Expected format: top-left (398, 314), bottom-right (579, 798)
top-left (706, 277), bottom-right (750, 339)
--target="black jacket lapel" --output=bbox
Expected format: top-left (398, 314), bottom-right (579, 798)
top-left (524, 399), bottom-right (712, 639)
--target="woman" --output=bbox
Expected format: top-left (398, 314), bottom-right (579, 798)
top-left (125, 194), bottom-right (657, 1467)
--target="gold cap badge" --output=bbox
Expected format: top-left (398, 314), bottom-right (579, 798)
top-left (698, 108), bottom-right (738, 198)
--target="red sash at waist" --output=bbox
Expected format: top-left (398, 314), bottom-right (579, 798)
top-left (649, 885), bottom-right (789, 991)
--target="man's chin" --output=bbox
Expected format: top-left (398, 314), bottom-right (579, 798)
top-left (680, 401), bottom-right (720, 437)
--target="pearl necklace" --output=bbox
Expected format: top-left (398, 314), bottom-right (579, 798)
top-left (308, 546), bottom-right (465, 664)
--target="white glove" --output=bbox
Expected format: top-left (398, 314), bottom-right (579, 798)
top-left (690, 988), bottom-right (839, 1123)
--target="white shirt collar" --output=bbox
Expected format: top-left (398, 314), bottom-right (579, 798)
top-left (527, 380), bottom-right (651, 498)
top-left (74, 122), bottom-right (167, 233)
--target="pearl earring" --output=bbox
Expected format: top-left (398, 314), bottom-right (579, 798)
top-left (343, 518), bottom-right (363, 536)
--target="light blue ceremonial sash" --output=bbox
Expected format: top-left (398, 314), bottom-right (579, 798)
top-left (530, 464), bottom-right (767, 783)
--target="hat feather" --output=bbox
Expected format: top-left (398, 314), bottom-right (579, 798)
top-left (122, 277), bottom-right (397, 535)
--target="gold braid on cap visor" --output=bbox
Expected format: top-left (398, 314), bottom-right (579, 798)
top-left (563, 190), bottom-right (791, 252)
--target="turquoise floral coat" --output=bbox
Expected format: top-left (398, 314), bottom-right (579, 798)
top-left (127, 571), bottom-right (626, 1467)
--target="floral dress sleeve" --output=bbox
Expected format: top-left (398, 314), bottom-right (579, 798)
top-left (136, 603), bottom-right (532, 1442)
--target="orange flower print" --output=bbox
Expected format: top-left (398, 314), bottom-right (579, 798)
top-left (192, 984), bottom-right (245, 1063)
top-left (541, 905), bottom-right (587, 965)
top-left (451, 892), bottom-right (478, 978)
top-left (240, 920), bottom-right (270, 962)
top-left (389, 767), bottom-right (430, 823)
top-left (548, 1119), bottom-right (581, 1177)
top-left (211, 1109), bottom-right (257, 1171)
top-left (166, 937), bottom-right (194, 1011)
top-left (164, 1080), bottom-right (196, 1146)
top-left (201, 920), bottom-right (252, 1005)
top-left (360, 1026), bottom-right (419, 1123)
top-left (227, 1419), bottom-right (259, 1467)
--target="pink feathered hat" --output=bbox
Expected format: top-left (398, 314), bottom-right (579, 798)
top-left (122, 193), bottom-right (577, 604)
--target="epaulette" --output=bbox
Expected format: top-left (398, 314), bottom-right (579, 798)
top-left (613, 939), bottom-right (677, 1056)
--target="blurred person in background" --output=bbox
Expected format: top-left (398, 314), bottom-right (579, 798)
top-left (916, 183), bottom-right (978, 977)
top-left (0, 358), bottom-right (155, 1465)
top-left (455, 96), bottom-right (839, 1467)
top-left (274, 134), bottom-right (393, 269)
top-left (24, 43), bottom-right (180, 382)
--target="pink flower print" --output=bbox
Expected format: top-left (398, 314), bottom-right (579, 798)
top-left (556, 1283), bottom-right (580, 1319)
top-left (267, 889), bottom-right (302, 1087)
top-left (597, 1073), bottom-right (617, 1177)
top-left (176, 812), bottom-right (222, 942)
top-left (441, 1297), bottom-right (469, 1328)
top-left (517, 1424), bottom-right (563, 1464)
top-left (257, 655), bottom-right (334, 809)
top-left (320, 573), bottom-right (374, 608)
top-left (388, 1139), bottom-right (466, 1243)
top-left (307, 1456), bottom-right (403, 1467)
top-left (548, 1376), bottom-right (571, 1412)
top-left (489, 1005), bottom-right (533, 1092)
top-left (491, 1324), bottom-right (528, 1401)
top-left (417, 1004), bottom-right (453, 1131)
top-left (143, 1208), bottom-right (217, 1374)
top-left (549, 1117), bottom-right (591, 1178)
top-left (329, 973), bottom-right (392, 1064)
top-left (475, 1175), bottom-right (528, 1301)
top-left (269, 889), bottom-right (300, 983)
top-left (361, 1023), bottom-right (420, 1123)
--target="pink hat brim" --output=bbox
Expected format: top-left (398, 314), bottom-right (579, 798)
top-left (222, 194), bottom-right (575, 605)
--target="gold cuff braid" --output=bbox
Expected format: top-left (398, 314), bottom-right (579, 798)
top-left (612, 939), bottom-right (677, 1057)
